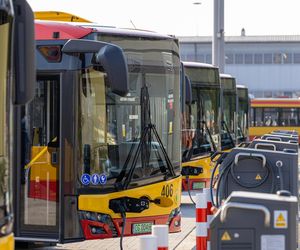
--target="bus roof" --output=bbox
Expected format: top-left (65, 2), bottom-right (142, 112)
top-left (81, 24), bottom-right (176, 40)
top-left (35, 21), bottom-right (93, 40)
top-left (251, 98), bottom-right (300, 107)
top-left (35, 20), bottom-right (177, 41)
top-left (220, 73), bottom-right (234, 79)
top-left (182, 61), bottom-right (218, 69)
top-left (236, 84), bottom-right (248, 89)
top-left (35, 11), bottom-right (92, 23)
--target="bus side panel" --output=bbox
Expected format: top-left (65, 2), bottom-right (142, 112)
top-left (0, 233), bottom-right (14, 250)
top-left (181, 155), bottom-right (212, 190)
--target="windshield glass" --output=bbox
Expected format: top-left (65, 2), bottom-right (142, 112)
top-left (183, 66), bottom-right (220, 158)
top-left (237, 88), bottom-right (249, 142)
top-left (221, 77), bottom-right (236, 149)
top-left (78, 35), bottom-right (181, 192)
top-left (0, 13), bottom-right (12, 225)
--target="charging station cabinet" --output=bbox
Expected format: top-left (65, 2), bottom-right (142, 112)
top-left (271, 130), bottom-right (298, 137)
top-left (217, 147), bottom-right (298, 203)
top-left (210, 191), bottom-right (298, 250)
top-left (249, 139), bottom-right (298, 153)
top-left (261, 134), bottom-right (298, 144)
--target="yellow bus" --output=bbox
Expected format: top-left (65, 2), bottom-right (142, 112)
top-left (13, 19), bottom-right (182, 243)
top-left (181, 62), bottom-right (221, 191)
top-left (250, 98), bottom-right (300, 143)
top-left (1, 0), bottom-right (35, 249)
top-left (220, 74), bottom-right (236, 150)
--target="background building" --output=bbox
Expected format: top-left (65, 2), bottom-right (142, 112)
top-left (179, 35), bottom-right (300, 98)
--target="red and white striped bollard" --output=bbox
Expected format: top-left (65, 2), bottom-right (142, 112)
top-left (196, 192), bottom-right (207, 250)
top-left (204, 188), bottom-right (213, 250)
top-left (139, 235), bottom-right (158, 250)
top-left (152, 225), bottom-right (169, 250)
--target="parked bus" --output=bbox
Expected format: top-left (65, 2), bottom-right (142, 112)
top-left (13, 20), bottom-right (182, 243)
top-left (236, 84), bottom-right (250, 144)
top-left (181, 62), bottom-right (221, 191)
top-left (250, 98), bottom-right (300, 142)
top-left (0, 0), bottom-right (35, 249)
top-left (220, 74), bottom-right (236, 150)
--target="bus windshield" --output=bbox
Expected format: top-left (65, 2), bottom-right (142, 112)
top-left (183, 66), bottom-right (220, 158)
top-left (221, 77), bottom-right (236, 149)
top-left (78, 35), bottom-right (181, 191)
top-left (0, 15), bottom-right (12, 226)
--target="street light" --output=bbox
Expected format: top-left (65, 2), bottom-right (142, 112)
top-left (193, 2), bottom-right (202, 36)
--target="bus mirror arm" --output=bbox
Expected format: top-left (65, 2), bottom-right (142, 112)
top-left (62, 39), bottom-right (129, 97)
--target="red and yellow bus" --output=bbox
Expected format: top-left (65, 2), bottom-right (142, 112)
top-left (13, 18), bottom-right (182, 243)
top-left (250, 98), bottom-right (300, 142)
top-left (181, 62), bottom-right (221, 191)
top-left (1, 0), bottom-right (35, 249)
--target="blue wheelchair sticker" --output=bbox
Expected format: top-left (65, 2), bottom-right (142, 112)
top-left (91, 174), bottom-right (100, 185)
top-left (81, 174), bottom-right (91, 186)
top-left (99, 174), bottom-right (107, 185)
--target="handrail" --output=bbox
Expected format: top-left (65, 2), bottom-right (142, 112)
top-left (220, 202), bottom-right (271, 227)
top-left (254, 143), bottom-right (276, 151)
top-left (234, 152), bottom-right (266, 167)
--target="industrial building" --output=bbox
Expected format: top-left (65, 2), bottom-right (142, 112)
top-left (179, 34), bottom-right (300, 98)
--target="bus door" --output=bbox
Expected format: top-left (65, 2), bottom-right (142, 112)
top-left (16, 75), bottom-right (60, 241)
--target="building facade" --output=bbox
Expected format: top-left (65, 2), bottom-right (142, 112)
top-left (179, 35), bottom-right (300, 98)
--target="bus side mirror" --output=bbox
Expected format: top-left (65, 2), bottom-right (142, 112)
top-left (94, 44), bottom-right (129, 97)
top-left (13, 0), bottom-right (36, 105)
top-left (62, 39), bottom-right (129, 97)
top-left (185, 75), bottom-right (192, 105)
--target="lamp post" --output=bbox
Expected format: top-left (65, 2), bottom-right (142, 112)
top-left (213, 0), bottom-right (225, 73)
top-left (193, 2), bottom-right (201, 36)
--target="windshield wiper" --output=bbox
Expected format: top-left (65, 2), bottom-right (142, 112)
top-left (221, 120), bottom-right (235, 148)
top-left (183, 120), bottom-right (216, 162)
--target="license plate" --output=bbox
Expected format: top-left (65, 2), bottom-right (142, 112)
top-left (192, 182), bottom-right (205, 190)
top-left (132, 222), bottom-right (153, 234)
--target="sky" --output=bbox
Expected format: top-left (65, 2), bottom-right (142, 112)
top-left (27, 0), bottom-right (300, 37)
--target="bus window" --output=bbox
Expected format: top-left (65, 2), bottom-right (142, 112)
top-left (20, 75), bottom-right (59, 231)
top-left (280, 108), bottom-right (298, 126)
top-left (263, 108), bottom-right (279, 126)
top-left (77, 61), bottom-right (181, 191)
top-left (255, 108), bottom-right (263, 126)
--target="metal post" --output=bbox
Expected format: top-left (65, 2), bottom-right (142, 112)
top-left (213, 0), bottom-right (225, 73)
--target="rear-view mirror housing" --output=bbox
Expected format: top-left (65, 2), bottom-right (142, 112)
top-left (62, 39), bottom-right (129, 97)
top-left (94, 44), bottom-right (129, 97)
top-left (13, 0), bottom-right (36, 105)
